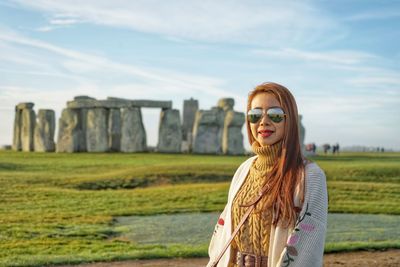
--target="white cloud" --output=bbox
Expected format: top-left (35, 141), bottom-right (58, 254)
top-left (0, 27), bottom-right (235, 100)
top-left (253, 48), bottom-right (377, 65)
top-left (50, 18), bottom-right (79, 26)
top-left (253, 47), bottom-right (400, 92)
top-left (0, 68), bottom-right (84, 81)
top-left (298, 93), bottom-right (398, 115)
top-left (344, 9), bottom-right (400, 21)
top-left (348, 76), bottom-right (400, 87)
top-left (0, 42), bottom-right (45, 67)
top-left (0, 84), bottom-right (106, 108)
top-left (35, 13), bottom-right (82, 31)
top-left (11, 0), bottom-right (341, 45)
top-left (36, 26), bottom-right (54, 32)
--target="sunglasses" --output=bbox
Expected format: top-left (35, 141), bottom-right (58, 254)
top-left (247, 107), bottom-right (286, 123)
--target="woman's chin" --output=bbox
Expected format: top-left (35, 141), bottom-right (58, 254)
top-left (258, 140), bottom-right (270, 146)
top-left (258, 137), bottom-right (279, 146)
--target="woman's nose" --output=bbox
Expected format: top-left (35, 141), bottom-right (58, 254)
top-left (259, 112), bottom-right (270, 125)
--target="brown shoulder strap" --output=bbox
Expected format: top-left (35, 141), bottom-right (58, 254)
top-left (210, 182), bottom-right (272, 266)
top-left (210, 204), bottom-right (255, 267)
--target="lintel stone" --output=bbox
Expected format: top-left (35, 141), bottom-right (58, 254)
top-left (74, 96), bottom-right (96, 101)
top-left (107, 97), bottom-right (173, 109)
top-left (67, 98), bottom-right (172, 109)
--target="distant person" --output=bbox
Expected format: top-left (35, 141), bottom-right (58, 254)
top-left (208, 82), bottom-right (328, 267)
top-left (306, 143), bottom-right (317, 155)
top-left (306, 144), bottom-right (311, 152)
top-left (332, 143), bottom-right (339, 155)
top-left (323, 143), bottom-right (330, 154)
top-left (312, 143), bottom-right (317, 154)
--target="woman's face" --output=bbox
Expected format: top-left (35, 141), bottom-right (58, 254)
top-left (249, 93), bottom-right (285, 146)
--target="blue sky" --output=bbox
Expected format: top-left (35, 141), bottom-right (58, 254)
top-left (0, 0), bottom-right (399, 150)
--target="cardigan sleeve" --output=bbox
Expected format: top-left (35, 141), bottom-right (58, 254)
top-left (208, 203), bottom-right (229, 263)
top-left (278, 164), bottom-right (328, 267)
top-left (207, 156), bottom-right (255, 267)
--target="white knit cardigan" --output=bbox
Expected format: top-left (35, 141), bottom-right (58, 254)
top-left (207, 156), bottom-right (328, 267)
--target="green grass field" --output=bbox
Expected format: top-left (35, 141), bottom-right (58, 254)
top-left (114, 212), bottom-right (400, 252)
top-left (0, 151), bottom-right (399, 266)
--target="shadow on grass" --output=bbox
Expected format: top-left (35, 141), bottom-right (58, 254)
top-left (74, 174), bottom-right (232, 190)
top-left (0, 162), bottom-right (29, 171)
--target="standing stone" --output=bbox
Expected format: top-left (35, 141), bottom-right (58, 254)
top-left (108, 108), bottom-right (121, 152)
top-left (222, 111), bottom-right (245, 155)
top-left (73, 96), bottom-right (96, 152)
top-left (16, 103), bottom-right (35, 110)
top-left (12, 107), bottom-right (23, 151)
top-left (158, 109), bottom-right (182, 153)
top-left (217, 98), bottom-right (235, 111)
top-left (78, 108), bottom-right (88, 152)
top-left (21, 108), bottom-right (36, 152)
top-left (86, 108), bottom-right (109, 152)
top-left (34, 109), bottom-right (56, 152)
top-left (192, 108), bottom-right (225, 154)
top-left (182, 98), bottom-right (199, 141)
top-left (14, 103), bottom-right (35, 152)
top-left (120, 107), bottom-right (147, 152)
top-left (57, 108), bottom-right (81, 152)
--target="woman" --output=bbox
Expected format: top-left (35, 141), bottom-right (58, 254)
top-left (207, 82), bottom-right (328, 267)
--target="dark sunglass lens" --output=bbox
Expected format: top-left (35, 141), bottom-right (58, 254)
top-left (267, 108), bottom-right (285, 123)
top-left (247, 109), bottom-right (262, 123)
top-left (248, 114), bottom-right (261, 123)
top-left (268, 114), bottom-right (284, 123)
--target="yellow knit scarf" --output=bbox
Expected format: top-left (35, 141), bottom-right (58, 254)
top-left (231, 141), bottom-right (281, 257)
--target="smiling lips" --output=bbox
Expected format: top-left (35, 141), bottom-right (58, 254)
top-left (258, 129), bottom-right (274, 138)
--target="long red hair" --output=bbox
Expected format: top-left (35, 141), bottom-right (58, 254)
top-left (246, 82), bottom-right (304, 227)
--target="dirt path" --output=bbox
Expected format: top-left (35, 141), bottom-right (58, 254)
top-left (57, 249), bottom-right (400, 266)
